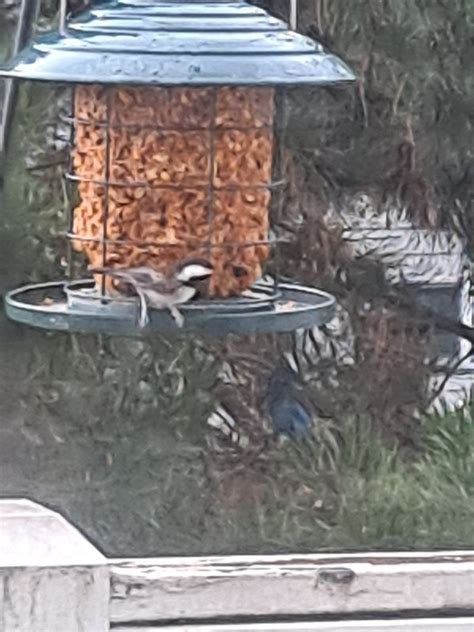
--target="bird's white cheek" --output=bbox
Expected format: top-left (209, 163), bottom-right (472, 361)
top-left (176, 264), bottom-right (213, 282)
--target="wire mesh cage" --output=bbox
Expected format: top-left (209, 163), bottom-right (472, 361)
top-left (0, 0), bottom-right (355, 336)
top-left (67, 85), bottom-right (281, 296)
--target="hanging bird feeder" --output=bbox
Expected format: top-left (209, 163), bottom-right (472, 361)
top-left (0, 0), bottom-right (355, 336)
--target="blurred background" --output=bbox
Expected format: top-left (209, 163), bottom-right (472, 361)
top-left (0, 0), bottom-right (473, 557)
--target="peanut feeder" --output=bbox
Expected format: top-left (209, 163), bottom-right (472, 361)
top-left (72, 84), bottom-right (274, 297)
top-left (0, 0), bottom-right (354, 336)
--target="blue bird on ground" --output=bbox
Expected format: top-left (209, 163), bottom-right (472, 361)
top-left (266, 365), bottom-right (312, 441)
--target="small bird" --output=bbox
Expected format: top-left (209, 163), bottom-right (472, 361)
top-left (91, 258), bottom-right (213, 328)
top-left (266, 364), bottom-right (313, 441)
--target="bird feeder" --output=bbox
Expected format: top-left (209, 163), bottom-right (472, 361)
top-left (0, 0), bottom-right (355, 336)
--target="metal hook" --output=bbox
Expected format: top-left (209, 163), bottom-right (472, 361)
top-left (290, 0), bottom-right (298, 30)
top-left (59, 0), bottom-right (68, 35)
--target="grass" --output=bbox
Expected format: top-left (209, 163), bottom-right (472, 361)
top-left (6, 317), bottom-right (473, 557)
top-left (209, 408), bottom-right (474, 555)
top-left (330, 410), bottom-right (474, 550)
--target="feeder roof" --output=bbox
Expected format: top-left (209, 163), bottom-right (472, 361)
top-left (0, 0), bottom-right (355, 86)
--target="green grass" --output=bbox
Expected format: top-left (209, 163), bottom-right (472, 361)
top-left (195, 409), bottom-right (474, 555)
top-left (9, 328), bottom-right (473, 557)
top-left (329, 410), bottom-right (474, 550)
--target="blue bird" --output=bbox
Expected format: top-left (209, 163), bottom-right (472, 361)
top-left (266, 365), bottom-right (312, 441)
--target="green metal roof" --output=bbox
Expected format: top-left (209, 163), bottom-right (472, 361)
top-left (0, 0), bottom-right (356, 86)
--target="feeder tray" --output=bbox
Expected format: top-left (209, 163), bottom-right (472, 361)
top-left (5, 280), bottom-right (335, 337)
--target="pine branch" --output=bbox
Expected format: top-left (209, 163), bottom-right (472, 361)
top-left (386, 288), bottom-right (474, 349)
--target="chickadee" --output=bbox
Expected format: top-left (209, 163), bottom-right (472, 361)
top-left (91, 258), bottom-right (213, 328)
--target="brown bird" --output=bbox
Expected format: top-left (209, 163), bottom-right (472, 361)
top-left (91, 258), bottom-right (213, 328)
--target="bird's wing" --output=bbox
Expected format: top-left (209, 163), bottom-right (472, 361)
top-left (127, 267), bottom-right (165, 284)
top-left (292, 400), bottom-right (312, 427)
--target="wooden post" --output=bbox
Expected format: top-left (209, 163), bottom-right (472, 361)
top-left (0, 498), bottom-right (109, 632)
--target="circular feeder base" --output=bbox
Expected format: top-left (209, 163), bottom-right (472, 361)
top-left (5, 279), bottom-right (335, 337)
